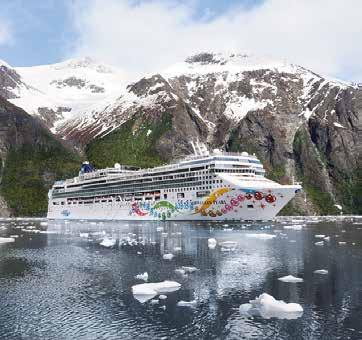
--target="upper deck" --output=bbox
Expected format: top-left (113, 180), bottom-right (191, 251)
top-left (52, 151), bottom-right (265, 190)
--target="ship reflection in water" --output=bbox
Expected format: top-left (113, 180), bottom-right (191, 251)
top-left (0, 217), bottom-right (362, 339)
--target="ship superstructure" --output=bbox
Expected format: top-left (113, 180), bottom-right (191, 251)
top-left (47, 145), bottom-right (301, 221)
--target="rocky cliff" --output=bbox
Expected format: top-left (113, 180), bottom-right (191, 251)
top-left (0, 97), bottom-right (80, 216)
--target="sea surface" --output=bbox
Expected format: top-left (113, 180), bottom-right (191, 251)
top-left (0, 217), bottom-right (362, 340)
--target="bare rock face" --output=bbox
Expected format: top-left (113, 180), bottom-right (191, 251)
top-left (0, 65), bottom-right (23, 99)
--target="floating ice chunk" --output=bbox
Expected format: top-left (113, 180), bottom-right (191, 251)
top-left (0, 237), bottom-right (15, 244)
top-left (324, 236), bottom-right (330, 242)
top-left (338, 241), bottom-right (346, 245)
top-left (278, 275), bottom-right (304, 283)
top-left (132, 281), bottom-right (181, 303)
top-left (208, 238), bottom-right (217, 249)
top-left (239, 293), bottom-right (303, 319)
top-left (163, 253), bottom-right (174, 260)
top-left (220, 241), bottom-right (237, 248)
top-left (177, 300), bottom-right (197, 307)
top-left (245, 233), bottom-right (276, 240)
top-left (100, 237), bottom-right (116, 248)
top-left (284, 225), bottom-right (303, 230)
top-left (135, 272), bottom-right (148, 281)
top-left (175, 268), bottom-right (186, 276)
top-left (9, 235), bottom-right (19, 238)
top-left (159, 295), bottom-right (167, 300)
top-left (314, 269), bottom-right (328, 275)
top-left (182, 266), bottom-right (198, 273)
top-left (315, 241), bottom-right (324, 246)
top-left (315, 235), bottom-right (325, 238)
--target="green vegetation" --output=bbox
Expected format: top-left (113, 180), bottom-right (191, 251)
top-left (266, 165), bottom-right (286, 182)
top-left (1, 134), bottom-right (80, 216)
top-left (279, 200), bottom-right (305, 216)
top-left (86, 113), bottom-right (172, 169)
top-left (293, 128), bottom-right (339, 215)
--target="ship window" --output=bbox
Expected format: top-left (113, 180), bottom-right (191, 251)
top-left (247, 204), bottom-right (254, 209)
top-left (177, 193), bottom-right (185, 199)
top-left (61, 202), bottom-right (65, 205)
top-left (164, 194), bottom-right (167, 199)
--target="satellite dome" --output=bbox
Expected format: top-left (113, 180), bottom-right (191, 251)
top-left (241, 152), bottom-right (249, 156)
top-left (114, 163), bottom-right (121, 169)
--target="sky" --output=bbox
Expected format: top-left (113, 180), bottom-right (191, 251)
top-left (0, 0), bottom-right (361, 82)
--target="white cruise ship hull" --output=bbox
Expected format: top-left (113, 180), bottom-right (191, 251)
top-left (47, 184), bottom-right (301, 222)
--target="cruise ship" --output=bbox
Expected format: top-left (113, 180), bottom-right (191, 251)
top-left (47, 143), bottom-right (301, 221)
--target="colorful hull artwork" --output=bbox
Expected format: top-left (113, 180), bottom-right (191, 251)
top-left (49, 185), bottom-right (299, 221)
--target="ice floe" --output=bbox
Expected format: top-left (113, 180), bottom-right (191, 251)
top-left (177, 300), bottom-right (197, 307)
top-left (315, 235), bottom-right (325, 238)
top-left (314, 241), bottom-right (324, 246)
top-left (163, 253), bottom-right (174, 260)
top-left (0, 237), bottom-right (15, 244)
top-left (208, 238), bottom-right (217, 249)
top-left (314, 269), bottom-right (328, 275)
top-left (135, 272), bottom-right (148, 281)
top-left (283, 225), bottom-right (303, 230)
top-left (278, 275), bottom-right (304, 283)
top-left (182, 266), bottom-right (198, 273)
top-left (239, 293), bottom-right (303, 319)
top-left (245, 233), bottom-right (276, 240)
top-left (338, 241), bottom-right (347, 245)
top-left (132, 281), bottom-right (181, 303)
top-left (99, 237), bottom-right (116, 248)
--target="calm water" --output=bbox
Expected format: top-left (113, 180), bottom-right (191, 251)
top-left (0, 217), bottom-right (362, 340)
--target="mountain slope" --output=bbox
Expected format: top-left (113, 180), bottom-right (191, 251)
top-left (0, 96), bottom-right (81, 216)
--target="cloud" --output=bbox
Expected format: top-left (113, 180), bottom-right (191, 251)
top-left (0, 18), bottom-right (12, 45)
top-left (70, 0), bottom-right (362, 81)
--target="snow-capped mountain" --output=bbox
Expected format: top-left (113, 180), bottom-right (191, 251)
top-left (1, 57), bottom-right (127, 132)
top-left (56, 52), bottom-right (352, 144)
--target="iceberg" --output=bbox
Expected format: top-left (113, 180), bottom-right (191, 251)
top-left (135, 272), bottom-right (148, 281)
top-left (132, 281), bottom-right (181, 303)
top-left (314, 241), bottom-right (324, 246)
top-left (163, 253), bottom-right (174, 260)
top-left (239, 293), bottom-right (303, 319)
top-left (0, 237), bottom-right (15, 244)
top-left (278, 275), bottom-right (304, 283)
top-left (177, 300), bottom-right (197, 307)
top-left (182, 266), bottom-right (198, 273)
top-left (314, 269), bottom-right (328, 275)
top-left (208, 238), bottom-right (217, 249)
top-left (100, 237), bottom-right (117, 248)
top-left (245, 233), bottom-right (276, 240)
top-left (284, 225), bottom-right (303, 230)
